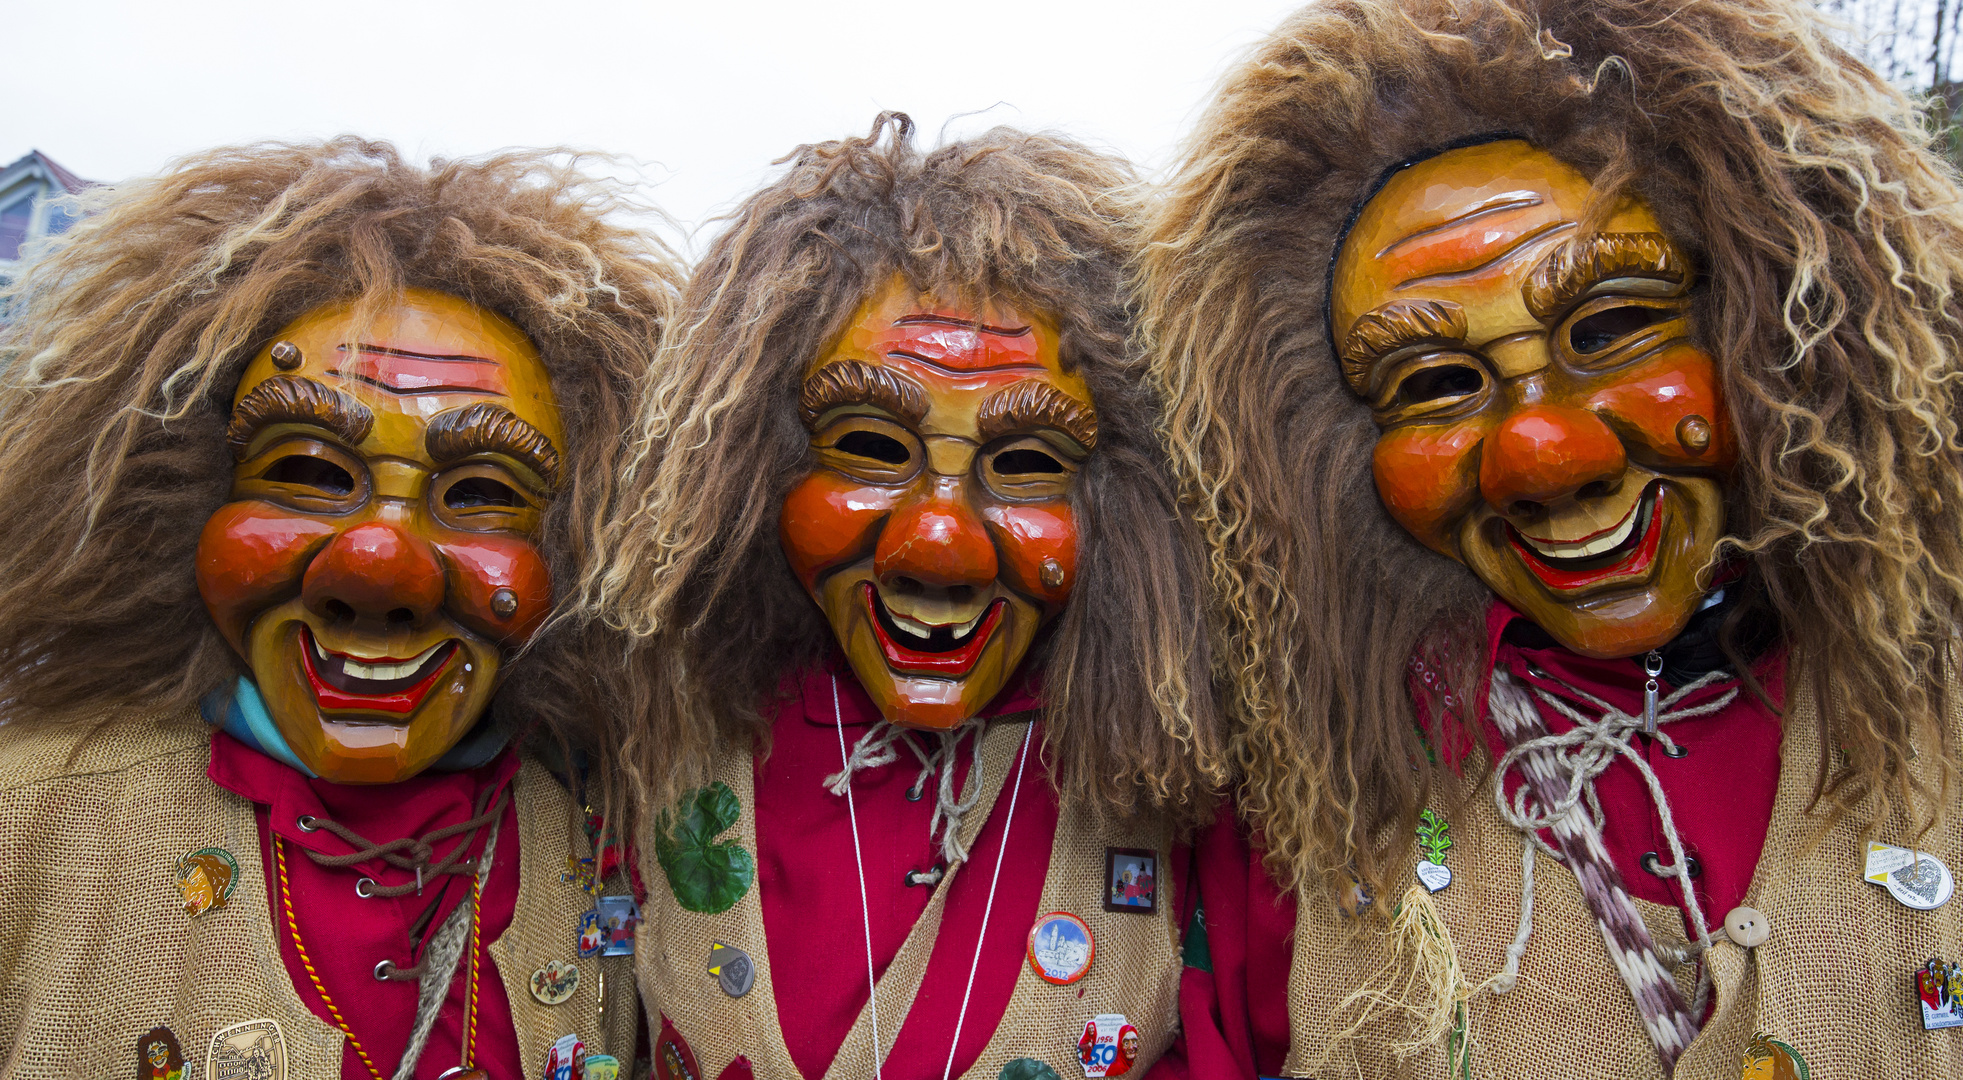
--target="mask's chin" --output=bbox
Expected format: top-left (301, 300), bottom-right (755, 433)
top-left (1459, 479), bottom-right (1727, 659)
top-left (245, 602), bottom-right (500, 784)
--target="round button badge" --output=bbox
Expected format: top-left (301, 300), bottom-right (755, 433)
top-left (1027, 911), bottom-right (1096, 985)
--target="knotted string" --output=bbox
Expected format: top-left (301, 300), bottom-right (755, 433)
top-left (825, 719), bottom-right (988, 863)
top-left (297, 785), bottom-right (510, 899)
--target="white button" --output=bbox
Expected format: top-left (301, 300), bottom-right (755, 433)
top-left (1724, 906), bottom-right (1769, 948)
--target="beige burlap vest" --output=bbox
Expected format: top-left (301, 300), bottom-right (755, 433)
top-left (636, 716), bottom-right (1182, 1079)
top-left (1280, 680), bottom-right (1963, 1080)
top-left (0, 706), bottom-right (636, 1079)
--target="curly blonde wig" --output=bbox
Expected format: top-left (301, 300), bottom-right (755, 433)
top-left (0, 138), bottom-right (682, 795)
top-left (1140, 0), bottom-right (1963, 893)
top-left (585, 113), bottom-right (1223, 825)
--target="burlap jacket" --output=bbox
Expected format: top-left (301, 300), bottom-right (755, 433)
top-left (636, 716), bottom-right (1184, 1079)
top-left (0, 706), bottom-right (636, 1079)
top-left (1281, 682), bottom-right (1963, 1080)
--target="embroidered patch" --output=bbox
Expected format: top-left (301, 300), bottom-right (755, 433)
top-left (655, 1014), bottom-right (703, 1080)
top-left (1028, 911), bottom-right (1095, 985)
top-left (655, 782), bottom-right (756, 914)
top-left (205, 1019), bottom-right (285, 1080)
top-left (530, 959), bottom-right (580, 1005)
top-left (136, 1025), bottom-right (185, 1080)
top-left (1102, 847), bottom-right (1158, 914)
top-left (1415, 808), bottom-right (1454, 893)
top-left (1076, 1014), bottom-right (1140, 1077)
top-left (541, 1033), bottom-right (584, 1080)
top-left (577, 909), bottom-right (604, 958)
top-left (597, 895), bottom-right (641, 957)
top-left (1739, 1032), bottom-right (1810, 1078)
top-left (707, 940), bottom-right (756, 998)
top-left (176, 847), bottom-right (240, 918)
top-left (999, 1060), bottom-right (1062, 1080)
top-left (1918, 959), bottom-right (1963, 1031)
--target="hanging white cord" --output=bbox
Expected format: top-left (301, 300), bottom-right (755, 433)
top-left (831, 674), bottom-right (883, 1079)
top-left (940, 720), bottom-right (1034, 1080)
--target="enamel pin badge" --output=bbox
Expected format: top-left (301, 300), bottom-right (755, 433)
top-left (136, 1025), bottom-right (185, 1080)
top-left (1864, 841), bottom-right (1955, 910)
top-left (1103, 848), bottom-right (1158, 914)
top-left (541, 1033), bottom-right (583, 1080)
top-left (205, 1019), bottom-right (286, 1080)
top-left (176, 847), bottom-right (240, 918)
top-left (1414, 809), bottom-right (1453, 893)
top-left (1028, 912), bottom-right (1096, 985)
top-left (707, 940), bottom-right (755, 998)
top-left (596, 895), bottom-right (640, 957)
top-left (1920, 958), bottom-right (1963, 1030)
top-left (576, 909), bottom-right (604, 958)
top-left (1076, 1014), bottom-right (1140, 1077)
top-left (530, 960), bottom-right (580, 1005)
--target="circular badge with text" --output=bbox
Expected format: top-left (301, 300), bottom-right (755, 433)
top-left (1027, 911), bottom-right (1096, 985)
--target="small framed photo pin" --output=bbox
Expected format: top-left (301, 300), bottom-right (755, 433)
top-left (1103, 847), bottom-right (1159, 915)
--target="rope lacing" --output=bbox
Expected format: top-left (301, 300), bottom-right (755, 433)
top-left (825, 719), bottom-right (987, 864)
top-left (297, 785), bottom-right (511, 900)
top-left (1488, 666), bottom-right (1737, 1009)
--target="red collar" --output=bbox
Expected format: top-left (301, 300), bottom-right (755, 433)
top-left (207, 730), bottom-right (521, 864)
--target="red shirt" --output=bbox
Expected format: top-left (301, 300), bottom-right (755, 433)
top-left (207, 732), bottom-right (524, 1080)
top-left (1149, 599), bottom-right (1785, 1078)
top-left (756, 659), bottom-right (1097, 1078)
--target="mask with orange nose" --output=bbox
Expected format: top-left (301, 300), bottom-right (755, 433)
top-left (195, 288), bottom-right (564, 784)
top-left (1331, 140), bottom-right (1734, 659)
top-left (779, 277), bottom-right (1095, 730)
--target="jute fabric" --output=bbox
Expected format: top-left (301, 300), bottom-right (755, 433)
top-left (1280, 679), bottom-right (1963, 1080)
top-left (636, 714), bottom-right (1181, 1079)
top-left (0, 706), bottom-right (631, 1079)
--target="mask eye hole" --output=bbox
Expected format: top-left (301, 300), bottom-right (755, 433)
top-left (992, 448), bottom-right (1064, 475)
top-left (262, 454), bottom-right (355, 496)
top-left (835, 429), bottom-right (912, 465)
top-left (444, 476), bottom-right (521, 509)
top-left (1570, 305), bottom-right (1666, 354)
top-left (1395, 364), bottom-right (1484, 407)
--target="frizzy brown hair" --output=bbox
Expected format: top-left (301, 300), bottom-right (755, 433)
top-left (1140, 0), bottom-right (1963, 895)
top-left (0, 139), bottom-right (681, 802)
top-left (582, 113), bottom-right (1223, 825)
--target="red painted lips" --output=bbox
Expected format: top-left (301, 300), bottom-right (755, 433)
top-left (864, 582), bottom-right (1004, 675)
top-left (1508, 485), bottom-right (1665, 591)
top-left (299, 627), bottom-right (456, 715)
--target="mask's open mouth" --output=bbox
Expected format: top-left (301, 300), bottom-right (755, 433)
top-left (301, 628), bottom-right (456, 715)
top-left (865, 582), bottom-right (1003, 675)
top-left (1508, 483), bottom-right (1664, 591)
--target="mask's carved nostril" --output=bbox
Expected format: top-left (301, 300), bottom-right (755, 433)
top-left (324, 599), bottom-right (355, 622)
top-left (1508, 500), bottom-right (1544, 520)
top-left (386, 608), bottom-right (415, 627)
top-left (1577, 480), bottom-right (1616, 501)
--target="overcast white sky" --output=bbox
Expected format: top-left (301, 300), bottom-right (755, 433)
top-left (2, 0), bottom-right (1302, 251)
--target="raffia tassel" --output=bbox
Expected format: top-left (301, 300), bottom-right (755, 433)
top-left (1325, 883), bottom-right (1472, 1071)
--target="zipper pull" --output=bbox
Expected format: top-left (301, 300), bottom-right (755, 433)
top-left (1641, 650), bottom-right (1664, 736)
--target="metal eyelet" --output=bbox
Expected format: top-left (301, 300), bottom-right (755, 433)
top-left (355, 877), bottom-right (378, 898)
top-left (1663, 741), bottom-right (1691, 759)
top-left (374, 959), bottom-right (397, 981)
top-left (1641, 851), bottom-right (1702, 878)
top-left (296, 814), bottom-right (320, 832)
top-left (904, 865), bottom-right (945, 887)
top-left (905, 780), bottom-right (927, 802)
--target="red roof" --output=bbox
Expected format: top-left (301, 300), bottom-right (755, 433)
top-left (2, 150), bottom-right (94, 194)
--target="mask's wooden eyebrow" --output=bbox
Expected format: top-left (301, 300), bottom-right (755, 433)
top-left (1338, 298), bottom-right (1469, 394)
top-left (1523, 232), bottom-right (1689, 321)
top-left (226, 375), bottom-right (374, 460)
top-left (977, 381), bottom-right (1098, 450)
top-left (799, 360), bottom-right (929, 428)
top-left (426, 402), bottom-right (562, 489)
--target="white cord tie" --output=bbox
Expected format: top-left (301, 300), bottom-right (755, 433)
top-left (826, 718), bottom-right (988, 864)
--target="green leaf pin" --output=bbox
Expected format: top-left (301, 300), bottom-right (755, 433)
top-left (997, 1059), bottom-right (1062, 1080)
top-left (655, 781), bottom-right (756, 914)
top-left (1416, 808), bottom-right (1452, 865)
